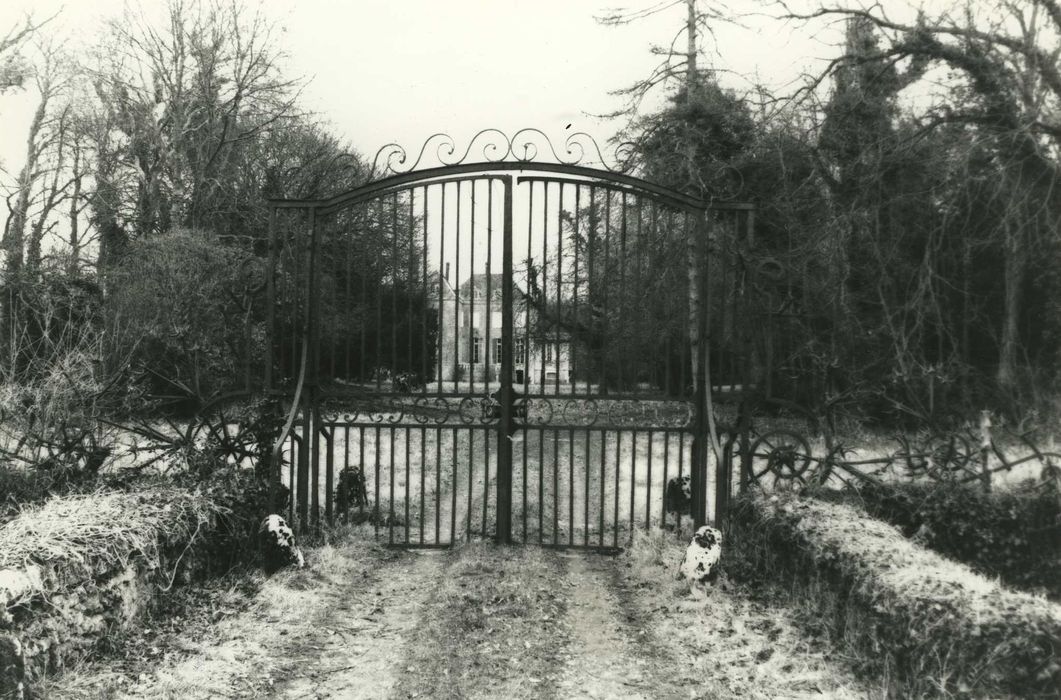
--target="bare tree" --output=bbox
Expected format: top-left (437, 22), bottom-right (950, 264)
top-left (88, 0), bottom-right (304, 252)
top-left (779, 0), bottom-right (1061, 397)
top-left (0, 12), bottom-right (55, 96)
top-left (3, 37), bottom-right (78, 277)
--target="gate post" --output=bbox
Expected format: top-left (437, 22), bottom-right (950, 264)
top-left (296, 206), bottom-right (320, 534)
top-left (691, 208), bottom-right (710, 528)
top-left (496, 176), bottom-right (515, 544)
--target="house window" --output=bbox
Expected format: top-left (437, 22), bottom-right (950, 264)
top-left (514, 337), bottom-right (526, 365)
top-left (471, 337), bottom-right (481, 364)
top-left (493, 338), bottom-right (503, 364)
top-left (543, 343), bottom-right (554, 363)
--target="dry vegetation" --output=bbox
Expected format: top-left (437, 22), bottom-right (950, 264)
top-left (37, 523), bottom-right (879, 699)
top-left (621, 529), bottom-right (871, 699)
top-left (729, 492), bottom-right (1061, 698)
top-left (0, 487), bottom-right (220, 579)
top-left (40, 525), bottom-right (398, 699)
top-left (1, 485), bottom-right (226, 694)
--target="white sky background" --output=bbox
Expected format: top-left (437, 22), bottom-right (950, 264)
top-left (0, 0), bottom-right (859, 177)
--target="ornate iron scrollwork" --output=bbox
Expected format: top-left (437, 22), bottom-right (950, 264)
top-left (518, 397), bottom-right (693, 430)
top-left (371, 128), bottom-right (638, 177)
top-left (317, 393), bottom-right (694, 430)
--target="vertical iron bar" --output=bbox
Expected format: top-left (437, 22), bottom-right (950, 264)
top-left (645, 428), bottom-right (653, 528)
top-left (374, 199), bottom-right (383, 391)
top-left (325, 424), bottom-right (334, 525)
top-left (451, 427), bottom-right (458, 541)
top-left (470, 180), bottom-right (477, 396)
top-left (392, 194), bottom-right (399, 385)
top-left (623, 428), bottom-right (632, 543)
top-left (405, 427), bottom-right (411, 544)
top-left (497, 176), bottom-right (515, 543)
top-left (602, 189), bottom-right (611, 394)
top-left (375, 426), bottom-right (381, 537)
top-left (586, 185), bottom-right (595, 398)
top-left (359, 426), bottom-right (366, 522)
top-left (360, 209), bottom-right (367, 385)
top-left (615, 428), bottom-right (619, 551)
top-left (437, 184), bottom-right (445, 387)
top-left (420, 429), bottom-right (426, 544)
top-left (422, 186), bottom-right (429, 393)
top-left (433, 428), bottom-right (440, 544)
top-left (573, 185), bottom-right (580, 392)
top-left (522, 182), bottom-right (534, 542)
top-left (481, 180), bottom-right (489, 537)
top-left (265, 206), bottom-right (276, 391)
top-left (388, 428), bottom-right (395, 544)
top-left (454, 182), bottom-right (461, 393)
top-left (663, 210), bottom-right (674, 395)
top-left (585, 415), bottom-right (594, 547)
top-left (678, 427), bottom-right (688, 529)
top-left (467, 429), bottom-right (474, 537)
top-left (539, 424), bottom-right (545, 544)
top-left (408, 191), bottom-right (415, 381)
top-left (540, 183), bottom-right (548, 391)
top-left (555, 183), bottom-right (562, 395)
top-left (597, 428), bottom-right (606, 547)
top-left (288, 433), bottom-right (296, 523)
top-left (659, 432), bottom-right (669, 531)
top-left (343, 425), bottom-right (350, 512)
top-left (328, 218), bottom-right (336, 381)
top-left (568, 426), bottom-right (574, 547)
top-left (345, 210), bottom-right (353, 380)
top-left (618, 193), bottom-right (628, 391)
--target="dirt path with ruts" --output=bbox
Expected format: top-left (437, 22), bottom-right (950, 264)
top-left (46, 531), bottom-right (867, 699)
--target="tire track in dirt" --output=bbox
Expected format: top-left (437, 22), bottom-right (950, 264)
top-left (271, 548), bottom-right (446, 699)
top-left (80, 536), bottom-right (447, 700)
top-left (608, 534), bottom-right (868, 699)
top-left (555, 552), bottom-right (693, 700)
top-left (391, 543), bottom-right (570, 699)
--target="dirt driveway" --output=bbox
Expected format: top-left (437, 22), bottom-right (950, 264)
top-left (46, 529), bottom-right (867, 699)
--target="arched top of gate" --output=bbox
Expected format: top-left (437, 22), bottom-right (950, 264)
top-left (372, 128), bottom-right (635, 178)
top-left (269, 128), bottom-right (753, 214)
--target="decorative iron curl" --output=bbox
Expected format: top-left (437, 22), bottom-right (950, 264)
top-left (371, 129), bottom-right (638, 177)
top-left (706, 164), bottom-right (745, 201)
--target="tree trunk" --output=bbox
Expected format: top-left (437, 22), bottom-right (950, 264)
top-left (685, 0), bottom-right (701, 390)
top-left (997, 216), bottom-right (1025, 393)
top-left (68, 144), bottom-right (82, 274)
top-left (4, 94), bottom-right (47, 276)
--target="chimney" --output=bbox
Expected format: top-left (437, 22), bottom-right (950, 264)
top-left (445, 262), bottom-right (450, 282)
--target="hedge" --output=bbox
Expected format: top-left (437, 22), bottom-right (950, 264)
top-left (848, 480), bottom-right (1061, 599)
top-left (728, 492), bottom-right (1061, 698)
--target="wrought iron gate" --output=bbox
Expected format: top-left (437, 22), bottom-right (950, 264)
top-left (267, 130), bottom-right (754, 548)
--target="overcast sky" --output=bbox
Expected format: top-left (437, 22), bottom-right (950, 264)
top-left (0, 0), bottom-right (854, 176)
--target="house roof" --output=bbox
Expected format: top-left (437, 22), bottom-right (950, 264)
top-left (433, 272), bottom-right (529, 304)
top-left (459, 273), bottom-right (506, 300)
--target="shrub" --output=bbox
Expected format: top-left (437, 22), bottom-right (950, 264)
top-left (103, 229), bottom-right (261, 412)
top-left (850, 480), bottom-right (1061, 598)
top-left (728, 492), bottom-right (1061, 698)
